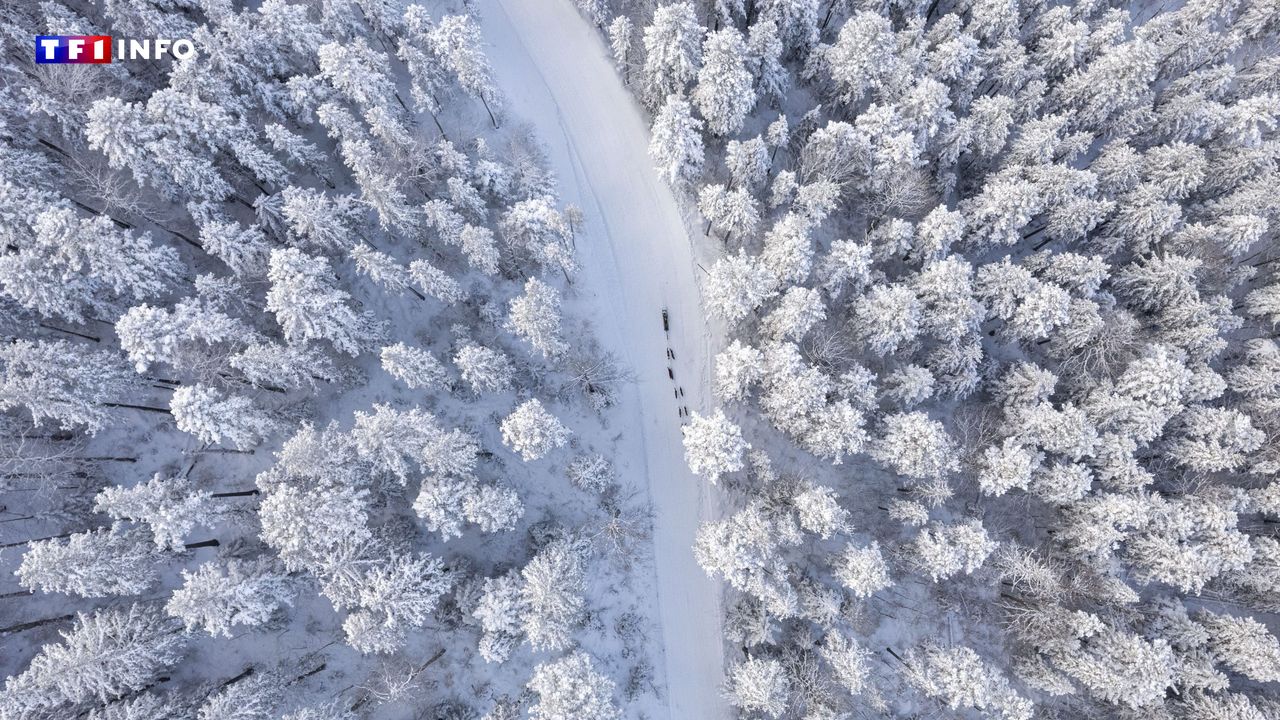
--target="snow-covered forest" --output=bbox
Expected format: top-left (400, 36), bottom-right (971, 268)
top-left (593, 0), bottom-right (1280, 716)
top-left (0, 0), bottom-right (663, 718)
top-left (5, 0), bottom-right (1280, 717)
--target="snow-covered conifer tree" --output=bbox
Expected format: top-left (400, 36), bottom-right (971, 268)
top-left (834, 541), bottom-right (893, 598)
top-left (682, 409), bottom-right (750, 483)
top-left (501, 398), bottom-right (571, 462)
top-left (166, 559), bottom-right (295, 637)
top-left (527, 652), bottom-right (622, 720)
top-left (171, 384), bottom-right (279, 450)
top-left (116, 299), bottom-right (257, 373)
top-left (724, 655), bottom-right (790, 719)
top-left (409, 259), bottom-right (465, 304)
top-left (649, 94), bottom-right (706, 188)
top-left (380, 342), bottom-right (448, 390)
top-left (17, 526), bottom-right (159, 598)
top-left (95, 475), bottom-right (217, 550)
top-left (872, 412), bottom-right (959, 481)
top-left (350, 244), bottom-right (411, 295)
top-left (715, 340), bottom-right (766, 402)
top-left (474, 570), bottom-right (525, 663)
top-left (430, 15), bottom-right (503, 127)
top-left (267, 248), bottom-right (383, 356)
top-left (280, 187), bottom-right (360, 252)
top-left (608, 16), bottom-right (634, 84)
top-left (909, 520), bottom-right (998, 581)
top-left (1199, 610), bottom-right (1280, 683)
top-left (641, 1), bottom-right (702, 102)
top-left (506, 277), bottom-right (567, 358)
top-left (196, 672), bottom-right (282, 720)
top-left (230, 341), bottom-right (343, 390)
top-left (0, 340), bottom-right (137, 434)
top-left (748, 19), bottom-right (788, 104)
top-left (344, 553), bottom-right (452, 653)
top-left (521, 538), bottom-right (586, 652)
top-left (700, 184), bottom-right (761, 242)
top-left (704, 251), bottom-right (777, 325)
top-left (1, 605), bottom-right (185, 711)
top-left (452, 341), bottom-right (515, 394)
top-left (905, 645), bottom-right (1032, 720)
top-left (694, 29), bottom-right (755, 136)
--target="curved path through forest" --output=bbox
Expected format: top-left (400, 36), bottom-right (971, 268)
top-left (476, 1), bottom-right (729, 717)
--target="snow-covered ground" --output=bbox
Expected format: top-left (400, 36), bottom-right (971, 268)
top-left (477, 1), bottom-right (729, 716)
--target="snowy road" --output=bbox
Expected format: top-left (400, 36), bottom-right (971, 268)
top-left (476, 1), bottom-right (728, 717)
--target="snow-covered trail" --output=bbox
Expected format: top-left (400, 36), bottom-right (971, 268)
top-left (476, 1), bottom-right (728, 717)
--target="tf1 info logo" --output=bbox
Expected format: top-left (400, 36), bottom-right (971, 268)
top-left (35, 36), bottom-right (196, 64)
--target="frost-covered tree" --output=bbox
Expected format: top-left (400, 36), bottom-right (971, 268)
top-left (608, 16), bottom-right (634, 84)
top-left (763, 286), bottom-right (826, 341)
top-left (1168, 407), bottom-right (1264, 474)
top-left (521, 538), bottom-right (587, 652)
top-left (724, 655), bottom-right (790, 719)
top-left (0, 340), bottom-right (137, 434)
top-left (567, 453), bottom-right (615, 493)
top-left (834, 541), bottom-right (892, 598)
top-left (977, 440), bottom-right (1043, 497)
top-left (17, 526), bottom-right (159, 598)
top-left (84, 693), bottom-right (180, 720)
top-left (1049, 619), bottom-right (1175, 709)
top-left (699, 184), bottom-right (761, 241)
top-left (474, 570), bottom-right (524, 663)
top-left (641, 1), bottom-right (702, 102)
top-left (649, 94), bottom-right (705, 188)
top-left (267, 248), bottom-right (383, 355)
top-left (0, 206), bottom-right (184, 324)
top-left (716, 340), bottom-right (766, 402)
top-left (793, 482), bottom-right (848, 538)
top-left (409, 259), bottom-right (465, 304)
top-left (453, 341), bottom-right (515, 394)
top-left (694, 29), bottom-right (755, 136)
top-left (344, 553), bottom-right (452, 653)
top-left (527, 652), bottom-right (622, 720)
top-left (748, 19), bottom-right (788, 104)
top-left (166, 559), bottom-right (295, 637)
top-left (905, 645), bottom-right (1032, 720)
top-left (280, 187), bottom-right (360, 252)
top-left (258, 481), bottom-right (371, 573)
top-left (196, 672), bottom-right (282, 720)
top-left (909, 520), bottom-right (998, 582)
top-left (1, 604), bottom-right (185, 711)
top-left (95, 475), bottom-right (217, 550)
top-left (683, 409), bottom-right (750, 483)
top-left (884, 364), bottom-right (935, 408)
top-left (230, 341), bottom-right (343, 390)
top-left (351, 244), bottom-right (412, 295)
top-left (350, 404), bottom-right (444, 483)
top-left (704, 251), bottom-right (777, 326)
top-left (854, 284), bottom-right (921, 356)
top-left (170, 384), bottom-right (278, 450)
top-left (1199, 610), bottom-right (1280, 683)
top-left (872, 412), bottom-right (959, 481)
top-left (464, 484), bottom-right (524, 533)
top-left (695, 502), bottom-right (800, 616)
top-left (506, 277), bottom-right (567, 358)
top-left (501, 398), bottom-right (571, 461)
top-left (380, 342), bottom-right (448, 390)
top-left (430, 15), bottom-right (502, 127)
top-left (116, 299), bottom-right (257, 373)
